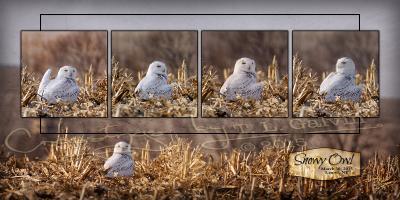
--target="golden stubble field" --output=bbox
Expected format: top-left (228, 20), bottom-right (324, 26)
top-left (0, 135), bottom-right (398, 199)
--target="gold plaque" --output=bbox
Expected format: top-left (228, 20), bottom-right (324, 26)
top-left (289, 148), bottom-right (360, 180)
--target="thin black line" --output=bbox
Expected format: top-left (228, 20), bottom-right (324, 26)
top-left (41, 13), bottom-right (359, 15)
top-left (37, 13), bottom-right (363, 134)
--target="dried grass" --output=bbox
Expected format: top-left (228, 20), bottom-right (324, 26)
top-left (21, 65), bottom-right (108, 117)
top-left (0, 136), bottom-right (398, 199)
top-left (202, 56), bottom-right (288, 117)
top-left (112, 57), bottom-right (197, 117)
top-left (293, 55), bottom-right (379, 117)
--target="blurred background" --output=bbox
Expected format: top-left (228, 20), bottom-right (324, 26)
top-left (22, 31), bottom-right (107, 77)
top-left (202, 31), bottom-right (288, 78)
top-left (112, 31), bottom-right (197, 76)
top-left (293, 31), bottom-right (379, 76)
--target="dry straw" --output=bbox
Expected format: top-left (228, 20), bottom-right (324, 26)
top-left (0, 135), bottom-right (398, 199)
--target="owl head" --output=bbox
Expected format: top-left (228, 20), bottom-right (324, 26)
top-left (113, 141), bottom-right (131, 155)
top-left (57, 66), bottom-right (78, 79)
top-left (336, 57), bottom-right (355, 75)
top-left (147, 61), bottom-right (168, 77)
top-left (234, 57), bottom-right (256, 74)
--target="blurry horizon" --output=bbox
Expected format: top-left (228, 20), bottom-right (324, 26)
top-left (112, 31), bottom-right (197, 76)
top-left (293, 31), bottom-right (379, 79)
top-left (202, 31), bottom-right (288, 80)
top-left (21, 31), bottom-right (107, 78)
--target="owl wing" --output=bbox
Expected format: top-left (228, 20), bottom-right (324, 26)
top-left (38, 69), bottom-right (52, 97)
top-left (45, 79), bottom-right (80, 102)
top-left (319, 73), bottom-right (354, 95)
top-left (220, 74), bottom-right (254, 94)
top-left (319, 72), bottom-right (339, 94)
top-left (135, 75), bottom-right (165, 96)
top-left (66, 83), bottom-right (80, 101)
top-left (117, 156), bottom-right (134, 171)
top-left (220, 75), bottom-right (233, 95)
top-left (104, 154), bottom-right (121, 170)
top-left (104, 154), bottom-right (133, 174)
top-left (158, 84), bottom-right (172, 98)
top-left (134, 77), bottom-right (145, 94)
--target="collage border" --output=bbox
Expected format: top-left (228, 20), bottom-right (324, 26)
top-left (23, 13), bottom-right (372, 134)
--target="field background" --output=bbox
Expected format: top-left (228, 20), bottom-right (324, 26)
top-left (21, 31), bottom-right (107, 77)
top-left (202, 31), bottom-right (288, 78)
top-left (293, 31), bottom-right (379, 77)
top-left (112, 31), bottom-right (197, 76)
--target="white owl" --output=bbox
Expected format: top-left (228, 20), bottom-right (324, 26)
top-left (319, 57), bottom-right (362, 102)
top-left (37, 66), bottom-right (80, 104)
top-left (104, 141), bottom-right (134, 178)
top-left (134, 61), bottom-right (172, 100)
top-left (220, 57), bottom-right (263, 101)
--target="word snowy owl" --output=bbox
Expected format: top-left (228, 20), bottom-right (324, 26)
top-left (134, 61), bottom-right (172, 100)
top-left (319, 57), bottom-right (362, 102)
top-left (220, 57), bottom-right (263, 101)
top-left (104, 141), bottom-right (134, 177)
top-left (37, 66), bottom-right (80, 104)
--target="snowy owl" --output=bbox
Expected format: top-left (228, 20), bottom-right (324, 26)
top-left (319, 57), bottom-right (362, 102)
top-left (104, 141), bottom-right (134, 178)
top-left (37, 66), bottom-right (80, 104)
top-left (220, 57), bottom-right (263, 101)
top-left (134, 61), bottom-right (172, 100)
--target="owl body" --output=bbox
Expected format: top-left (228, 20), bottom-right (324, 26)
top-left (37, 66), bottom-right (80, 104)
top-left (220, 57), bottom-right (263, 101)
top-left (104, 141), bottom-right (134, 178)
top-left (319, 57), bottom-right (362, 102)
top-left (134, 61), bottom-right (172, 100)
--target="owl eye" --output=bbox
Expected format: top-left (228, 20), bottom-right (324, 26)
top-left (242, 62), bottom-right (246, 65)
top-left (341, 61), bottom-right (346, 64)
top-left (73, 69), bottom-right (76, 72)
top-left (64, 69), bottom-right (68, 72)
top-left (157, 65), bottom-right (161, 68)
